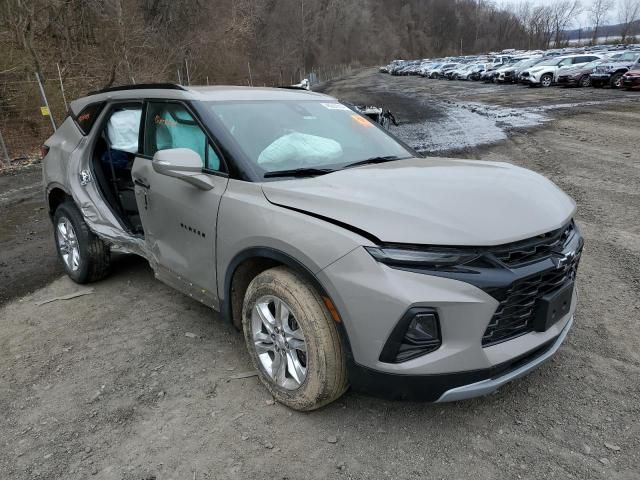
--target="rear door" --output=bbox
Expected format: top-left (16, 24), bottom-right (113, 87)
top-left (131, 100), bottom-right (229, 308)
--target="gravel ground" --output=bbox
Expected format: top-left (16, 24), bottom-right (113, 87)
top-left (1, 70), bottom-right (639, 479)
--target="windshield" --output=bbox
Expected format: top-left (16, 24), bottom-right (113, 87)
top-left (618, 52), bottom-right (640, 62)
top-left (536, 58), bottom-right (562, 67)
top-left (585, 59), bottom-right (608, 69)
top-left (205, 101), bottom-right (411, 177)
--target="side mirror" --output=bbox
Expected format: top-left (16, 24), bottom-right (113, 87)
top-left (152, 148), bottom-right (214, 190)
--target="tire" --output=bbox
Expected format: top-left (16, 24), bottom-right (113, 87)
top-left (579, 75), bottom-right (591, 88)
top-left (610, 72), bottom-right (623, 89)
top-left (53, 201), bottom-right (111, 284)
top-left (540, 73), bottom-right (553, 87)
top-left (241, 266), bottom-right (347, 411)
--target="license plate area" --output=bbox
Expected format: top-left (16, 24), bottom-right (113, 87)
top-left (532, 281), bottom-right (574, 332)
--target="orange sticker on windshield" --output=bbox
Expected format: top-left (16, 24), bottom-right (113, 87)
top-left (351, 114), bottom-right (372, 127)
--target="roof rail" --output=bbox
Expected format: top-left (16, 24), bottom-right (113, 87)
top-left (87, 83), bottom-right (186, 96)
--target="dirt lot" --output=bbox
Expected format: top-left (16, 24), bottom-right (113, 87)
top-left (1, 70), bottom-right (639, 480)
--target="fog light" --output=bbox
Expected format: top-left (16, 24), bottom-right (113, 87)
top-left (379, 308), bottom-right (441, 363)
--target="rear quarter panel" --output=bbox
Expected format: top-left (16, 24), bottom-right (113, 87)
top-left (43, 117), bottom-right (83, 198)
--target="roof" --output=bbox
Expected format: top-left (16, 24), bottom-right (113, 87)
top-left (69, 84), bottom-right (332, 115)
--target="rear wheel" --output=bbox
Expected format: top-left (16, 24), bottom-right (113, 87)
top-left (242, 266), bottom-right (347, 411)
top-left (53, 201), bottom-right (110, 284)
top-left (579, 75), bottom-right (591, 88)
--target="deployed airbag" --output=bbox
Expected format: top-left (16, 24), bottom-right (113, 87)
top-left (107, 109), bottom-right (142, 153)
top-left (258, 132), bottom-right (342, 168)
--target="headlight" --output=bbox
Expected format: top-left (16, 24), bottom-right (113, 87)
top-left (365, 246), bottom-right (479, 268)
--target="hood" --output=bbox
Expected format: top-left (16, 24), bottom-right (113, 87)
top-left (261, 158), bottom-right (576, 246)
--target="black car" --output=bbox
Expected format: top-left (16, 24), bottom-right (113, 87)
top-left (557, 59), bottom-right (609, 87)
top-left (591, 52), bottom-right (640, 88)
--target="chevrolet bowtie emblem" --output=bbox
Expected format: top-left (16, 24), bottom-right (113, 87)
top-left (553, 250), bottom-right (575, 269)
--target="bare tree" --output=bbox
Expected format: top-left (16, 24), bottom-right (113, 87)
top-left (550, 0), bottom-right (582, 47)
top-left (589, 0), bottom-right (614, 43)
top-left (618, 0), bottom-right (640, 42)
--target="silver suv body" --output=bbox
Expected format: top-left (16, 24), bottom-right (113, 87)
top-left (43, 84), bottom-right (582, 410)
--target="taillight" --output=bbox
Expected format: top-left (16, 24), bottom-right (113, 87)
top-left (40, 145), bottom-right (50, 159)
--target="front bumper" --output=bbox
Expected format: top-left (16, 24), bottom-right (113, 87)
top-left (319, 239), bottom-right (578, 373)
top-left (318, 223), bottom-right (581, 401)
top-left (345, 316), bottom-right (573, 402)
top-left (520, 73), bottom-right (540, 84)
top-left (557, 75), bottom-right (579, 86)
top-left (623, 76), bottom-right (640, 88)
top-left (437, 315), bottom-right (572, 401)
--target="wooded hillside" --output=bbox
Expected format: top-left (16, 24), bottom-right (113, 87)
top-left (1, 0), bottom-right (638, 162)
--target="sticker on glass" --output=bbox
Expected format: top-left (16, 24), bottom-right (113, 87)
top-left (321, 103), bottom-right (350, 111)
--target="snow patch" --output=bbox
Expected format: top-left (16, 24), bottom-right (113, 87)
top-left (394, 100), bottom-right (609, 153)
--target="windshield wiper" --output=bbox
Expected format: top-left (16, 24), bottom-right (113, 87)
top-left (343, 155), bottom-right (411, 169)
top-left (263, 167), bottom-right (336, 179)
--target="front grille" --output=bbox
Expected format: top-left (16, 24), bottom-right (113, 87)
top-left (490, 222), bottom-right (575, 267)
top-left (482, 247), bottom-right (582, 347)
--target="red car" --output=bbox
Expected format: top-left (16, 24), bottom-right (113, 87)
top-left (623, 61), bottom-right (640, 90)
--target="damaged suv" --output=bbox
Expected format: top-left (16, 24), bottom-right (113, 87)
top-left (591, 52), bottom-right (640, 88)
top-left (43, 84), bottom-right (582, 410)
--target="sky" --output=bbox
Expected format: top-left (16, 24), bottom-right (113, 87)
top-left (502, 0), bottom-right (623, 29)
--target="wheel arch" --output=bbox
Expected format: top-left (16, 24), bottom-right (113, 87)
top-left (46, 184), bottom-right (72, 218)
top-left (221, 247), bottom-right (355, 359)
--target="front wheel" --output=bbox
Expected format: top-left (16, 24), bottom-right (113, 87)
top-left (242, 266), bottom-right (347, 411)
top-left (540, 73), bottom-right (553, 87)
top-left (53, 201), bottom-right (111, 284)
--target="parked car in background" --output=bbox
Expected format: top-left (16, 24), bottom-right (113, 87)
top-left (446, 64), bottom-right (473, 80)
top-left (458, 64), bottom-right (485, 80)
top-left (430, 63), bottom-right (459, 79)
top-left (421, 62), bottom-right (444, 77)
top-left (556, 57), bottom-right (609, 87)
top-left (481, 63), bottom-right (505, 82)
top-left (622, 59), bottom-right (640, 90)
top-left (494, 58), bottom-right (530, 83)
top-left (498, 57), bottom-right (542, 84)
top-left (590, 51), bottom-right (640, 88)
top-left (520, 54), bottom-right (603, 87)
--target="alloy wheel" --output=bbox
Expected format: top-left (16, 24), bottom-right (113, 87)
top-left (56, 217), bottom-right (80, 272)
top-left (541, 75), bottom-right (552, 87)
top-left (251, 295), bottom-right (307, 390)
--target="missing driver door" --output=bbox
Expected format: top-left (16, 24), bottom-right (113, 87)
top-left (132, 101), bottom-right (229, 308)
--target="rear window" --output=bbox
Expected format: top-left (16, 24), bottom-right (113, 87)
top-left (75, 103), bottom-right (105, 135)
